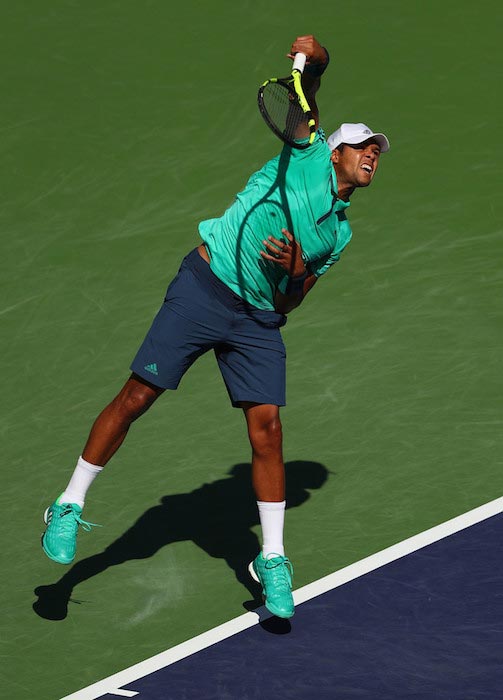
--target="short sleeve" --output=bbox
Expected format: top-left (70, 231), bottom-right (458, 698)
top-left (310, 249), bottom-right (341, 278)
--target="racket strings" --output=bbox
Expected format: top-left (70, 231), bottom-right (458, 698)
top-left (260, 82), bottom-right (306, 141)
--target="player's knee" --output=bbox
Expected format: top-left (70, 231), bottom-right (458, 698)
top-left (249, 410), bottom-right (283, 454)
top-left (113, 384), bottom-right (158, 423)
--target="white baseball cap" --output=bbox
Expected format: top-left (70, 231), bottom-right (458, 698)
top-left (327, 122), bottom-right (390, 152)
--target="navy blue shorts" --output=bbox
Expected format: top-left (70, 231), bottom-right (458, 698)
top-left (130, 249), bottom-right (287, 407)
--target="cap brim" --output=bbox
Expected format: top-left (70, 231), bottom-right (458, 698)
top-left (345, 132), bottom-right (390, 153)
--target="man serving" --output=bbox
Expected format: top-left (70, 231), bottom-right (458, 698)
top-left (41, 35), bottom-right (390, 620)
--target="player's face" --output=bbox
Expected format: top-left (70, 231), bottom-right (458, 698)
top-left (331, 139), bottom-right (381, 190)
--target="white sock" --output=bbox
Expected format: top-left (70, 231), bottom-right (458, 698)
top-left (257, 500), bottom-right (286, 558)
top-left (60, 456), bottom-right (103, 508)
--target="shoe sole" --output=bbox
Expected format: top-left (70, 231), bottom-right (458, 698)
top-left (248, 561), bottom-right (260, 584)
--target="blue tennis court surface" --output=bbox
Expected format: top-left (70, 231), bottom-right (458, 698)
top-left (84, 507), bottom-right (502, 700)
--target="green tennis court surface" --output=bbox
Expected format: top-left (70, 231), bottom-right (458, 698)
top-left (1, 2), bottom-right (502, 699)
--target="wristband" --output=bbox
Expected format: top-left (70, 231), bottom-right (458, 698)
top-left (286, 271), bottom-right (308, 295)
top-left (304, 48), bottom-right (330, 77)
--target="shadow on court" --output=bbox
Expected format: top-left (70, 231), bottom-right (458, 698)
top-left (33, 460), bottom-right (328, 621)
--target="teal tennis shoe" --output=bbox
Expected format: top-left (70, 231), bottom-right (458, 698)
top-left (249, 553), bottom-right (295, 619)
top-left (42, 498), bottom-right (100, 565)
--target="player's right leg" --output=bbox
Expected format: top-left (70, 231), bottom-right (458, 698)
top-left (42, 247), bottom-right (229, 565)
top-left (81, 374), bottom-right (164, 467)
top-left (42, 375), bottom-right (164, 565)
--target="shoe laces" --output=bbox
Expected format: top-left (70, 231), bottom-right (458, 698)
top-left (264, 554), bottom-right (294, 590)
top-left (58, 504), bottom-right (101, 536)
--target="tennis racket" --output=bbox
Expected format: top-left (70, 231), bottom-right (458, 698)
top-left (258, 52), bottom-right (316, 149)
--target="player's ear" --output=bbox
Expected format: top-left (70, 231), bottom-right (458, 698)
top-left (330, 149), bottom-right (339, 164)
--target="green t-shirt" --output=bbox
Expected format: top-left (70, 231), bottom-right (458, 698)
top-left (198, 130), bottom-right (352, 311)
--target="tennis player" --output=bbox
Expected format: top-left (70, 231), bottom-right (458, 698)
top-left (41, 35), bottom-right (390, 620)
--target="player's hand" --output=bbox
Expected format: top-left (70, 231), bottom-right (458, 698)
top-left (260, 228), bottom-right (307, 278)
top-left (287, 35), bottom-right (326, 65)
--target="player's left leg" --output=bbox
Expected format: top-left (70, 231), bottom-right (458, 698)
top-left (242, 402), bottom-right (285, 503)
top-left (242, 402), bottom-right (294, 619)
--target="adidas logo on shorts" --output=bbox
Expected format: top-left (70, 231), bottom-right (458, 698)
top-left (144, 363), bottom-right (159, 376)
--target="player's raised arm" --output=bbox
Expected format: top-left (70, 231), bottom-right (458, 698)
top-left (288, 35), bottom-right (330, 129)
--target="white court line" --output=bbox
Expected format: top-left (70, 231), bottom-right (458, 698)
top-left (61, 496), bottom-right (503, 700)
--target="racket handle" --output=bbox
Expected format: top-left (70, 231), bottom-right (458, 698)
top-left (292, 52), bottom-right (307, 73)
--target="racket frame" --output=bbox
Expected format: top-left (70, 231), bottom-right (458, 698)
top-left (258, 52), bottom-right (316, 149)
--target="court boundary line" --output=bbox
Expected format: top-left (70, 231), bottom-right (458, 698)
top-left (61, 495), bottom-right (503, 700)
